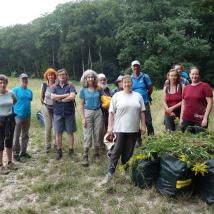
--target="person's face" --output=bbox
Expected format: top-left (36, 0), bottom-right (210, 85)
top-left (98, 77), bottom-right (107, 89)
top-left (174, 65), bottom-right (182, 74)
top-left (86, 75), bottom-right (95, 86)
top-left (58, 72), bottom-right (67, 83)
top-left (190, 68), bottom-right (200, 83)
top-left (0, 80), bottom-right (7, 91)
top-left (132, 64), bottom-right (141, 75)
top-left (48, 73), bottom-right (56, 82)
top-left (168, 71), bottom-right (178, 83)
top-left (20, 78), bottom-right (28, 88)
top-left (122, 78), bottom-right (132, 92)
top-left (118, 81), bottom-right (123, 89)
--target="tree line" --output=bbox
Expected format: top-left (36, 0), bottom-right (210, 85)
top-left (0, 0), bottom-right (213, 87)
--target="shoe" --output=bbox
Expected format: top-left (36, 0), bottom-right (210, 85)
top-left (68, 149), bottom-right (75, 160)
top-left (13, 154), bottom-right (21, 162)
top-left (56, 149), bottom-right (62, 160)
top-left (0, 166), bottom-right (10, 175)
top-left (103, 172), bottom-right (113, 184)
top-left (81, 154), bottom-right (89, 167)
top-left (20, 152), bottom-right (31, 158)
top-left (6, 162), bottom-right (18, 170)
top-left (45, 144), bottom-right (51, 153)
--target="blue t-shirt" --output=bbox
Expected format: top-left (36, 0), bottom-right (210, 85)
top-left (80, 88), bottom-right (101, 110)
top-left (12, 86), bottom-right (33, 119)
top-left (131, 72), bottom-right (152, 104)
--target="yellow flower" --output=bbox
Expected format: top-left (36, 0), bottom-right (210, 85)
top-left (191, 163), bottom-right (208, 176)
top-left (127, 154), bottom-right (145, 168)
top-left (179, 154), bottom-right (188, 163)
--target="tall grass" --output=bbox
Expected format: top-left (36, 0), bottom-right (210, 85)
top-left (0, 77), bottom-right (213, 213)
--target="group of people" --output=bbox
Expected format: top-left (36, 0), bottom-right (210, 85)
top-left (0, 61), bottom-right (213, 183)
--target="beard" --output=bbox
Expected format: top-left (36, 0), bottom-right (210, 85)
top-left (100, 83), bottom-right (108, 90)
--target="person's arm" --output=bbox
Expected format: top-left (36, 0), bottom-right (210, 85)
top-left (61, 93), bottom-right (75, 102)
top-left (148, 85), bottom-right (153, 95)
top-left (107, 112), bottom-right (114, 134)
top-left (79, 98), bottom-right (86, 127)
top-left (163, 86), bottom-right (168, 110)
top-left (201, 97), bottom-right (213, 127)
top-left (140, 111), bottom-right (146, 135)
top-left (180, 99), bottom-right (185, 125)
top-left (51, 93), bottom-right (69, 101)
top-left (40, 84), bottom-right (44, 104)
top-left (11, 92), bottom-right (16, 104)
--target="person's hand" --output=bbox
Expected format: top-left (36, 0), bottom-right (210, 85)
top-left (166, 107), bottom-right (174, 115)
top-left (170, 112), bottom-right (176, 117)
top-left (82, 119), bottom-right (87, 128)
top-left (140, 127), bottom-right (146, 135)
top-left (179, 118), bottom-right (183, 126)
top-left (201, 118), bottom-right (208, 127)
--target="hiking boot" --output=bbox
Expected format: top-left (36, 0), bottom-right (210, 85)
top-left (93, 147), bottom-right (100, 162)
top-left (0, 166), bottom-right (10, 175)
top-left (6, 162), bottom-right (18, 170)
top-left (56, 149), bottom-right (62, 160)
top-left (68, 149), bottom-right (75, 160)
top-left (82, 154), bottom-right (89, 167)
top-left (45, 144), bottom-right (51, 153)
top-left (13, 154), bottom-right (20, 162)
top-left (20, 152), bottom-right (31, 158)
top-left (102, 172), bottom-right (113, 185)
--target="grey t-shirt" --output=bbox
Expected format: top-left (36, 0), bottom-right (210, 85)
top-left (0, 91), bottom-right (14, 116)
top-left (109, 91), bottom-right (145, 132)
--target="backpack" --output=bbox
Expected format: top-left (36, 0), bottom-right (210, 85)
top-left (36, 111), bottom-right (45, 127)
top-left (165, 82), bottom-right (183, 94)
top-left (41, 82), bottom-right (47, 103)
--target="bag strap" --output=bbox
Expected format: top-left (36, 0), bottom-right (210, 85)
top-left (41, 82), bottom-right (47, 102)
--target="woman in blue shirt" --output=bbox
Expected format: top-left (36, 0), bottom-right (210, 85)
top-left (79, 69), bottom-right (103, 167)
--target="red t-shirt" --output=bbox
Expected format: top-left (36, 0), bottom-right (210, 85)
top-left (165, 86), bottom-right (182, 117)
top-left (182, 82), bottom-right (213, 124)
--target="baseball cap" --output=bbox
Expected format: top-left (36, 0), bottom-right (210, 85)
top-left (131, 60), bottom-right (141, 67)
top-left (115, 75), bottom-right (123, 83)
top-left (98, 73), bottom-right (106, 79)
top-left (20, 73), bottom-right (28, 79)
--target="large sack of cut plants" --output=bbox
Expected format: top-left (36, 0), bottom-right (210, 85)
top-left (156, 154), bottom-right (193, 196)
top-left (131, 158), bottom-right (160, 188)
top-left (196, 160), bottom-right (214, 204)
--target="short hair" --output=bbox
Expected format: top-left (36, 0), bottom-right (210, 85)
top-left (80, 69), bottom-right (98, 88)
top-left (190, 66), bottom-right (200, 74)
top-left (122, 74), bottom-right (132, 82)
top-left (172, 63), bottom-right (183, 70)
top-left (0, 74), bottom-right (8, 84)
top-left (43, 68), bottom-right (57, 80)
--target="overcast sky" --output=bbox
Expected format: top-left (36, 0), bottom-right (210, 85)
top-left (0, 0), bottom-right (71, 27)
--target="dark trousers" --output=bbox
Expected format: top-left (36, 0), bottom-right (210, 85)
top-left (164, 114), bottom-right (176, 131)
top-left (145, 103), bottom-right (154, 135)
top-left (181, 120), bottom-right (207, 133)
top-left (108, 132), bottom-right (137, 174)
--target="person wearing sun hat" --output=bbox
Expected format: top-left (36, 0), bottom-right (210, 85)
top-left (111, 75), bottom-right (123, 95)
top-left (12, 73), bottom-right (33, 161)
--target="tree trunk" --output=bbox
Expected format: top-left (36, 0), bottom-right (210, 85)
top-left (52, 46), bottom-right (55, 68)
top-left (98, 45), bottom-right (103, 72)
top-left (81, 45), bottom-right (85, 72)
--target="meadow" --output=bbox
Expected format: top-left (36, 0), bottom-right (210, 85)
top-left (0, 77), bottom-right (213, 213)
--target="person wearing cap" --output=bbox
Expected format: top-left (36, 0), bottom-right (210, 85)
top-left (111, 75), bottom-right (123, 95)
top-left (40, 68), bottom-right (57, 153)
top-left (131, 60), bottom-right (154, 137)
top-left (51, 68), bottom-right (77, 160)
top-left (97, 73), bottom-right (112, 146)
top-left (12, 73), bottom-right (33, 161)
top-left (0, 74), bottom-right (17, 174)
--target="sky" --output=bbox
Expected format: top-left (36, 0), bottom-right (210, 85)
top-left (0, 0), bottom-right (71, 27)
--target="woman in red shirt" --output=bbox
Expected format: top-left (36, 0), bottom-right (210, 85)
top-left (180, 67), bottom-right (213, 131)
top-left (163, 69), bottom-right (183, 131)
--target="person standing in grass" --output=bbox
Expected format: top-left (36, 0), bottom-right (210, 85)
top-left (40, 68), bottom-right (57, 153)
top-left (163, 69), bottom-right (183, 131)
top-left (111, 75), bottom-right (123, 96)
top-left (180, 67), bottom-right (213, 131)
top-left (79, 70), bottom-right (103, 167)
top-left (12, 73), bottom-right (33, 161)
top-left (104, 75), bottom-right (146, 182)
top-left (0, 75), bottom-right (18, 174)
top-left (51, 69), bottom-right (77, 160)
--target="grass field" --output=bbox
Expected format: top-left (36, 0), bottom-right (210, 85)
top-left (0, 77), bottom-right (213, 213)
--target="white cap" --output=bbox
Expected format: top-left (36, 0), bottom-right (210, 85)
top-left (131, 60), bottom-right (141, 67)
top-left (20, 73), bottom-right (28, 79)
top-left (97, 73), bottom-right (106, 79)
